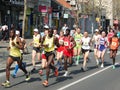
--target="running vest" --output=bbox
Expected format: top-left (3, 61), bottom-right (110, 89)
top-left (64, 36), bottom-right (71, 49)
top-left (74, 33), bottom-right (83, 45)
top-left (58, 36), bottom-right (64, 45)
top-left (43, 36), bottom-right (54, 52)
top-left (9, 37), bottom-right (21, 57)
top-left (99, 37), bottom-right (107, 45)
top-left (81, 37), bottom-right (91, 49)
top-left (110, 37), bottom-right (119, 50)
top-left (93, 34), bottom-right (100, 45)
top-left (33, 34), bottom-right (40, 47)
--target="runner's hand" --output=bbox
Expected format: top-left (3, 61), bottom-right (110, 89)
top-left (7, 47), bottom-right (10, 51)
top-left (12, 42), bottom-right (15, 46)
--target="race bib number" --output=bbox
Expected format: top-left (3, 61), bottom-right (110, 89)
top-left (112, 42), bottom-right (117, 46)
top-left (84, 42), bottom-right (88, 46)
top-left (100, 41), bottom-right (104, 45)
top-left (76, 39), bottom-right (80, 42)
top-left (64, 42), bottom-right (68, 46)
top-left (59, 40), bottom-right (64, 44)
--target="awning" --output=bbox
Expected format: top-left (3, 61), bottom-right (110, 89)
top-left (56, 0), bottom-right (71, 9)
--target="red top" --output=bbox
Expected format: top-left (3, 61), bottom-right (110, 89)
top-left (63, 36), bottom-right (71, 49)
top-left (58, 36), bottom-right (64, 45)
top-left (107, 32), bottom-right (114, 42)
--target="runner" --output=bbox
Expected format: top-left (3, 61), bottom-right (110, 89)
top-left (117, 29), bottom-right (120, 38)
top-left (107, 28), bottom-right (114, 45)
top-left (92, 29), bottom-right (101, 66)
top-left (63, 29), bottom-right (76, 76)
top-left (41, 29), bottom-right (59, 87)
top-left (97, 31), bottom-right (108, 68)
top-left (56, 30), bottom-right (64, 70)
top-left (81, 31), bottom-right (92, 71)
top-left (11, 30), bottom-right (26, 78)
top-left (109, 33), bottom-right (120, 69)
top-left (53, 27), bottom-right (59, 38)
top-left (29, 28), bottom-right (41, 73)
top-left (39, 27), bottom-right (49, 76)
top-left (74, 27), bottom-right (83, 65)
top-left (1, 30), bottom-right (30, 87)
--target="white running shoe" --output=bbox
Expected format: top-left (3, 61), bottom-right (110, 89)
top-left (96, 60), bottom-right (99, 66)
top-left (101, 63), bottom-right (104, 68)
top-left (63, 71), bottom-right (69, 77)
top-left (75, 60), bottom-right (79, 65)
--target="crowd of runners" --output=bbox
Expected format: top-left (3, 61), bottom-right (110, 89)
top-left (1, 25), bottom-right (120, 87)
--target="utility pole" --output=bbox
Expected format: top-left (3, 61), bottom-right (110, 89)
top-left (92, 0), bottom-right (95, 35)
top-left (22, 0), bottom-right (27, 38)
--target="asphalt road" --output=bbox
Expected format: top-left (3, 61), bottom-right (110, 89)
top-left (0, 49), bottom-right (120, 90)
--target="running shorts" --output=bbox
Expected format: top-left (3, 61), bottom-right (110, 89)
top-left (57, 46), bottom-right (64, 52)
top-left (9, 55), bottom-right (21, 61)
top-left (63, 49), bottom-right (73, 57)
top-left (33, 47), bottom-right (40, 53)
top-left (98, 45), bottom-right (106, 52)
top-left (81, 48), bottom-right (90, 54)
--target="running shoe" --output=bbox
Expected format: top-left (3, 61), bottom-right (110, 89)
top-left (25, 72), bottom-right (31, 81)
top-left (96, 60), bottom-right (99, 67)
top-left (31, 68), bottom-right (36, 73)
top-left (63, 71), bottom-right (69, 77)
top-left (54, 69), bottom-right (59, 77)
top-left (42, 80), bottom-right (48, 87)
top-left (58, 66), bottom-right (63, 71)
top-left (81, 67), bottom-right (85, 72)
top-left (101, 63), bottom-right (104, 68)
top-left (1, 80), bottom-right (10, 87)
top-left (11, 74), bottom-right (16, 78)
top-left (22, 62), bottom-right (26, 68)
top-left (112, 65), bottom-right (116, 69)
top-left (39, 70), bottom-right (43, 76)
top-left (75, 60), bottom-right (79, 65)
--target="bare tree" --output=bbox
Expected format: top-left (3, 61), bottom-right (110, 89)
top-left (113, 0), bottom-right (120, 19)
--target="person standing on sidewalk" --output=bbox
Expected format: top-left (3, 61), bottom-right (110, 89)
top-left (2, 30), bottom-right (30, 87)
top-left (1, 24), bottom-right (8, 41)
top-left (29, 28), bottom-right (41, 73)
top-left (62, 23), bottom-right (68, 35)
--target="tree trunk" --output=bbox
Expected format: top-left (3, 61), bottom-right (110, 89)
top-left (22, 0), bottom-right (27, 38)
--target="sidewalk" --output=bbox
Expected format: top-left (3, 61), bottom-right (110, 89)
top-left (0, 39), bottom-right (41, 73)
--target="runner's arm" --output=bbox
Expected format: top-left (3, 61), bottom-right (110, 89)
top-left (54, 37), bottom-right (60, 47)
top-left (16, 37), bottom-right (24, 49)
top-left (70, 37), bottom-right (76, 49)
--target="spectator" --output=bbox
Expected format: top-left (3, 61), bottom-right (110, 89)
top-left (1, 24), bottom-right (8, 41)
top-left (62, 23), bottom-right (68, 35)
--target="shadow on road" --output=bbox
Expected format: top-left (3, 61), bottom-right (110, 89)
top-left (48, 76), bottom-right (73, 87)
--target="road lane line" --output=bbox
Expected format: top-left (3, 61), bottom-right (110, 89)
top-left (57, 63), bottom-right (119, 90)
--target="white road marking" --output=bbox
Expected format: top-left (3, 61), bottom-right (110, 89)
top-left (57, 63), bottom-right (119, 90)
